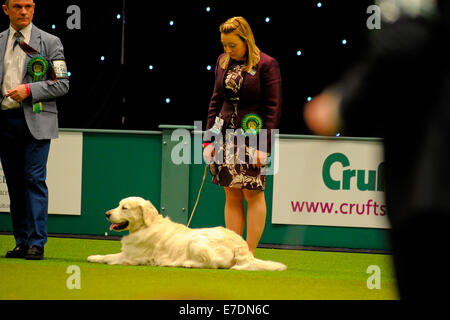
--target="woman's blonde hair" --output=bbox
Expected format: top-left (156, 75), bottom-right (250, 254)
top-left (219, 16), bottom-right (260, 72)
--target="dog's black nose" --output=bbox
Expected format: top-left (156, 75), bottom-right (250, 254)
top-left (105, 210), bottom-right (112, 218)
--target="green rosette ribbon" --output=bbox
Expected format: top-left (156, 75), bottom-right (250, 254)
top-left (27, 56), bottom-right (48, 113)
top-left (241, 113), bottom-right (263, 135)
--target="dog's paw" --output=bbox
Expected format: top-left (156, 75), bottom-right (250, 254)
top-left (87, 255), bottom-right (105, 263)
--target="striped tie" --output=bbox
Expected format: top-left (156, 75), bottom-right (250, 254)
top-left (13, 31), bottom-right (39, 55)
top-left (13, 31), bottom-right (24, 50)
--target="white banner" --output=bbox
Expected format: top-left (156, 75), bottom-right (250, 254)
top-left (272, 137), bottom-right (390, 229)
top-left (0, 131), bottom-right (83, 215)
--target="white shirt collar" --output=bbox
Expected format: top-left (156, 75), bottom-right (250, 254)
top-left (9, 23), bottom-right (32, 41)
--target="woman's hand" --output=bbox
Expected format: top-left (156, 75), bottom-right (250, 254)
top-left (203, 144), bottom-right (216, 164)
top-left (251, 150), bottom-right (268, 169)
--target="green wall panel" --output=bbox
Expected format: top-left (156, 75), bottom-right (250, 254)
top-left (74, 132), bottom-right (162, 236)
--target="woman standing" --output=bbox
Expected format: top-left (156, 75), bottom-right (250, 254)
top-left (203, 16), bottom-right (282, 256)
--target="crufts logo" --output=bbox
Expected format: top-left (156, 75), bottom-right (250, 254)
top-left (322, 153), bottom-right (385, 192)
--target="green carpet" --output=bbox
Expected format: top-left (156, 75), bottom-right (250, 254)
top-left (0, 235), bottom-right (398, 299)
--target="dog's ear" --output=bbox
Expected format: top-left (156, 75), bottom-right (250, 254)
top-left (141, 200), bottom-right (159, 226)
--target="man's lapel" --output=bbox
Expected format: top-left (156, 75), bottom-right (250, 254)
top-left (22, 24), bottom-right (41, 81)
top-left (0, 29), bottom-right (10, 83)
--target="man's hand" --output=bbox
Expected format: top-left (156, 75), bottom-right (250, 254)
top-left (6, 84), bottom-right (29, 102)
top-left (303, 90), bottom-right (340, 136)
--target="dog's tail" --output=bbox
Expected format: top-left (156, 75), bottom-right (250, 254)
top-left (246, 258), bottom-right (287, 271)
top-left (232, 247), bottom-right (287, 271)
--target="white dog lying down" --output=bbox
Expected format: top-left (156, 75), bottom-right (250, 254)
top-left (87, 197), bottom-right (286, 271)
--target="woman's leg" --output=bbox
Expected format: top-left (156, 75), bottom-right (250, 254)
top-left (242, 189), bottom-right (266, 256)
top-left (224, 187), bottom-right (245, 236)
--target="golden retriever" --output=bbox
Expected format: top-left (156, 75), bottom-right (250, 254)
top-left (87, 197), bottom-right (286, 271)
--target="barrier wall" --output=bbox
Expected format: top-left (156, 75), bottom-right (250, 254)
top-left (0, 127), bottom-right (390, 251)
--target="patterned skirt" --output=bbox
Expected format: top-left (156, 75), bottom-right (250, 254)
top-left (211, 130), bottom-right (266, 191)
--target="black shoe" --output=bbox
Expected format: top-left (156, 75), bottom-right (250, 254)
top-left (5, 245), bottom-right (29, 258)
top-left (25, 246), bottom-right (44, 260)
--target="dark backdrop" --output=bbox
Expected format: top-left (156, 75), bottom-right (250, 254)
top-left (1, 0), bottom-right (375, 134)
